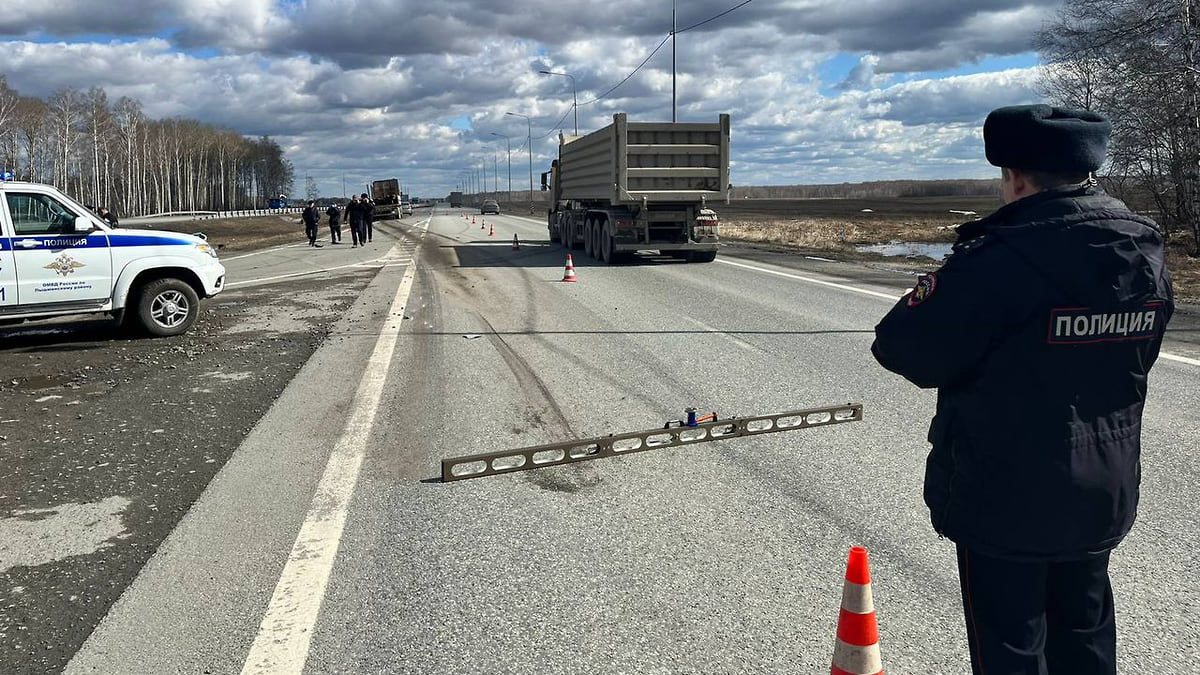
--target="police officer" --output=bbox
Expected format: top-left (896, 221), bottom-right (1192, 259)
top-left (871, 105), bottom-right (1174, 674)
top-left (301, 200), bottom-right (321, 247)
top-left (360, 193), bottom-right (374, 243)
top-left (346, 194), bottom-right (362, 248)
top-left (326, 201), bottom-right (342, 244)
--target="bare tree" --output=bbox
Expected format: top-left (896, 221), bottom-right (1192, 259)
top-left (0, 76), bottom-right (19, 175)
top-left (1038, 0), bottom-right (1200, 249)
top-left (48, 88), bottom-right (85, 194)
top-left (2, 81), bottom-right (293, 216)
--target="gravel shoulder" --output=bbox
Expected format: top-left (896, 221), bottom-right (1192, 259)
top-left (0, 270), bottom-right (374, 674)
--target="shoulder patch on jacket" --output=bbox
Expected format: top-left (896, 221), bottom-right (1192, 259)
top-left (951, 234), bottom-right (994, 255)
top-left (906, 273), bottom-right (938, 307)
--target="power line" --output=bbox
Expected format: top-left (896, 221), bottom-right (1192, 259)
top-left (526, 1), bottom-right (754, 143)
top-left (579, 33), bottom-right (673, 106)
top-left (677, 0), bottom-right (754, 33)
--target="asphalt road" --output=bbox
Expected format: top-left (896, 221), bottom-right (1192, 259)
top-left (3, 209), bottom-right (1197, 674)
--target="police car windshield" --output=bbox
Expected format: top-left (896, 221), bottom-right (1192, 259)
top-left (52, 189), bottom-right (111, 231)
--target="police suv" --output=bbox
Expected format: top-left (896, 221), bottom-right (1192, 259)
top-left (0, 180), bottom-right (225, 336)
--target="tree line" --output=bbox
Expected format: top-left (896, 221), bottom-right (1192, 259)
top-left (1039, 0), bottom-right (1200, 249)
top-left (0, 76), bottom-right (294, 218)
top-left (731, 179), bottom-right (999, 200)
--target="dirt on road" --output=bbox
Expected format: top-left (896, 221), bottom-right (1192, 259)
top-left (0, 269), bottom-right (375, 674)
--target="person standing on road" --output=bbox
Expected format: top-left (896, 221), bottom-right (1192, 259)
top-left (346, 195), bottom-right (362, 248)
top-left (326, 201), bottom-right (342, 244)
top-left (301, 200), bottom-right (322, 247)
top-left (360, 193), bottom-right (375, 243)
top-left (871, 105), bottom-right (1174, 675)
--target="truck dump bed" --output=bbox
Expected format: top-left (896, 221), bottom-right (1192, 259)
top-left (558, 113), bottom-right (730, 204)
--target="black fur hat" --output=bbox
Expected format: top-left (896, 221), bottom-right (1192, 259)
top-left (984, 104), bottom-right (1110, 173)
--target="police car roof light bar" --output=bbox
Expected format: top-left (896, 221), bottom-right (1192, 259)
top-left (441, 403), bottom-right (863, 482)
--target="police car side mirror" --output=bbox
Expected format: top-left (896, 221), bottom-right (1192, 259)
top-left (73, 216), bottom-right (97, 233)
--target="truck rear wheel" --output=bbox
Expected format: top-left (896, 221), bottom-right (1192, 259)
top-left (134, 278), bottom-right (199, 337)
top-left (600, 229), bottom-right (614, 263)
top-left (583, 220), bottom-right (595, 258)
top-left (688, 250), bottom-right (718, 263)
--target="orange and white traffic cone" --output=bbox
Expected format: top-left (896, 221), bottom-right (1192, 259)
top-left (481, 219), bottom-right (486, 230)
top-left (489, 223), bottom-right (495, 237)
top-left (831, 546), bottom-right (883, 675)
top-left (472, 215), bottom-right (476, 225)
top-left (512, 234), bottom-right (520, 250)
top-left (561, 254), bottom-right (578, 282)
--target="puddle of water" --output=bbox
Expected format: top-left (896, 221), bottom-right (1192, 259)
top-left (0, 496), bottom-right (133, 572)
top-left (857, 242), bottom-right (953, 260)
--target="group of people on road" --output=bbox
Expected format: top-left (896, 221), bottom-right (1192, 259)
top-left (301, 193), bottom-right (376, 248)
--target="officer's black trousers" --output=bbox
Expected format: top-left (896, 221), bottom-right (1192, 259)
top-left (328, 223), bottom-right (340, 242)
top-left (956, 546), bottom-right (1115, 675)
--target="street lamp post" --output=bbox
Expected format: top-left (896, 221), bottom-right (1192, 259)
top-left (538, 69), bottom-right (577, 136)
top-left (505, 112), bottom-right (534, 213)
top-left (490, 132), bottom-right (512, 205)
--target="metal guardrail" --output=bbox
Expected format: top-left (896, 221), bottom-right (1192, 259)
top-left (441, 403), bottom-right (863, 482)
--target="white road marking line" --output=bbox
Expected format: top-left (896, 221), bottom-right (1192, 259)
top-left (224, 261), bottom-right (387, 287)
top-left (1161, 352), bottom-right (1200, 367)
top-left (223, 244), bottom-right (306, 261)
top-left (716, 257), bottom-right (902, 300)
top-left (684, 317), bottom-right (761, 353)
top-left (225, 219), bottom-right (430, 287)
top-left (241, 222), bottom-right (428, 675)
top-left (718, 255), bottom-right (1197, 368)
top-left (805, 256), bottom-right (838, 263)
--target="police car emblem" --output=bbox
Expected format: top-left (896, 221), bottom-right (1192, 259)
top-left (906, 273), bottom-right (937, 307)
top-left (44, 254), bottom-right (86, 277)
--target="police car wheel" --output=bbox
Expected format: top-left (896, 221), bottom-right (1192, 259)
top-left (136, 278), bottom-right (199, 337)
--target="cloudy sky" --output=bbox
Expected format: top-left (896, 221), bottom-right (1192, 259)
top-left (0, 0), bottom-right (1064, 199)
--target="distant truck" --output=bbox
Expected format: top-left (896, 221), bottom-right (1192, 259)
top-left (449, 191), bottom-right (464, 208)
top-left (370, 179), bottom-right (401, 220)
top-left (543, 112), bottom-right (729, 263)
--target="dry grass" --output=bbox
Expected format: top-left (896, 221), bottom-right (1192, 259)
top-left (1166, 241), bottom-right (1200, 303)
top-left (722, 215), bottom-right (1200, 302)
top-left (127, 214), bottom-right (305, 253)
top-left (721, 215), bottom-right (959, 251)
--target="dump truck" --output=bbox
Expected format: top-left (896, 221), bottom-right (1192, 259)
top-left (449, 191), bottom-right (464, 208)
top-left (370, 178), bottom-right (400, 220)
top-left (542, 112), bottom-right (729, 263)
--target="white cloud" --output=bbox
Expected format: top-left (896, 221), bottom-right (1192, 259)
top-left (0, 1), bottom-right (1061, 195)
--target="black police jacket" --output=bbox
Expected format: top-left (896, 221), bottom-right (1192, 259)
top-left (871, 184), bottom-right (1174, 560)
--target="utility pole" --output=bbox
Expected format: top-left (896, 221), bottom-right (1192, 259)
top-left (672, 0), bottom-right (677, 123)
top-left (1185, 0), bottom-right (1200, 243)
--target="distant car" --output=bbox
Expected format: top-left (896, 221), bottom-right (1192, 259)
top-left (401, 201), bottom-right (413, 216)
top-left (481, 199), bottom-right (500, 215)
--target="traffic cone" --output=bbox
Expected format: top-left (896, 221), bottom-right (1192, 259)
top-left (512, 234), bottom-right (520, 250)
top-left (561, 254), bottom-right (578, 282)
top-left (489, 223), bottom-right (495, 237)
top-left (481, 219), bottom-right (485, 230)
top-left (472, 215), bottom-right (476, 224)
top-left (831, 546), bottom-right (883, 675)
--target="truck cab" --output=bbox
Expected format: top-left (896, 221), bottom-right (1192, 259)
top-left (0, 180), bottom-right (226, 336)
